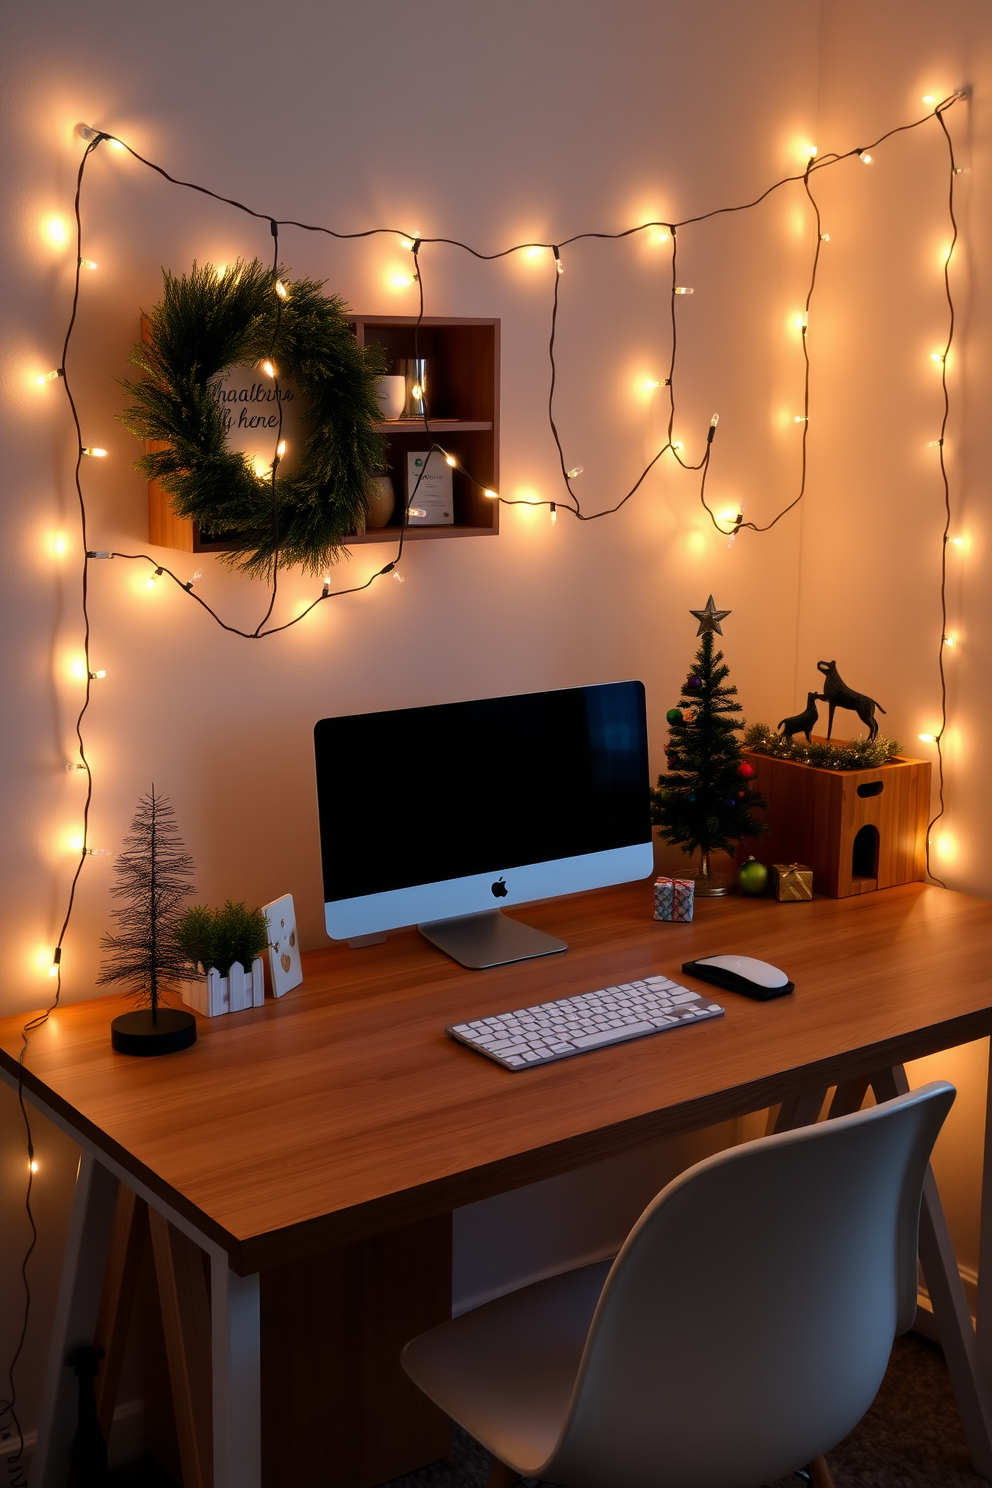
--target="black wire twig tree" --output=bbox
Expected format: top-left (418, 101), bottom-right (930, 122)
top-left (98, 788), bottom-right (196, 1025)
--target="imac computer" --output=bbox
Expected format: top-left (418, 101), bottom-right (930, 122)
top-left (313, 680), bottom-right (653, 969)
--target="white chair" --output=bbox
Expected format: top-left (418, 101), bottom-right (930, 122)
top-left (402, 1080), bottom-right (954, 1488)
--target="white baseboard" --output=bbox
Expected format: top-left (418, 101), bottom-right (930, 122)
top-left (0, 1394), bottom-right (144, 1469)
top-left (914, 1263), bottom-right (978, 1342)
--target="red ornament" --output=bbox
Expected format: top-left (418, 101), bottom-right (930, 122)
top-left (736, 761), bottom-right (755, 779)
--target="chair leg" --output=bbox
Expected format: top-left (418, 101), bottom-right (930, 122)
top-left (487, 1459), bottom-right (521, 1488)
top-left (808, 1456), bottom-right (837, 1488)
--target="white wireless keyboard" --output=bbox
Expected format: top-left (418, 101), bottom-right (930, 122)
top-left (447, 975), bottom-right (724, 1070)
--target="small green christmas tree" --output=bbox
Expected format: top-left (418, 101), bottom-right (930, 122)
top-left (97, 788), bottom-right (197, 1022)
top-left (651, 597), bottom-right (766, 884)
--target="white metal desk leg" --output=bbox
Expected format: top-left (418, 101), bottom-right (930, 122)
top-left (32, 1152), bottom-right (119, 1488)
top-left (977, 1038), bottom-right (992, 1407)
top-left (874, 1065), bottom-right (992, 1479)
top-left (211, 1251), bottom-right (261, 1488)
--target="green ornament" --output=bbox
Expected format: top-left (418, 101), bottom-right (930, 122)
top-left (737, 857), bottom-right (769, 896)
top-left (666, 708), bottom-right (683, 725)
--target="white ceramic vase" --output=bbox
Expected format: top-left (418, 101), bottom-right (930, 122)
top-left (366, 474), bottom-right (396, 528)
top-left (376, 375), bottom-right (406, 421)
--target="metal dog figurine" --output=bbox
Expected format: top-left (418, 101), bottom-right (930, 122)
top-left (816, 660), bottom-right (886, 742)
top-left (778, 691), bottom-right (821, 743)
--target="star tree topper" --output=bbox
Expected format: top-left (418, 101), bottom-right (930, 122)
top-left (690, 595), bottom-right (731, 636)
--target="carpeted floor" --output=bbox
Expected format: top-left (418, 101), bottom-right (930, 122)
top-left (379, 1334), bottom-right (981, 1488)
top-left (107, 1332), bottom-right (982, 1488)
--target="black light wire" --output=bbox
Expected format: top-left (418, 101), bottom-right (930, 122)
top-left (4, 97), bottom-right (966, 1451)
top-left (0, 129), bottom-right (105, 1482)
top-left (89, 93), bottom-right (963, 535)
top-left (924, 103), bottom-right (962, 888)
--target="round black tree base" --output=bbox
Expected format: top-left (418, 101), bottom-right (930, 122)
top-left (111, 1008), bottom-right (197, 1056)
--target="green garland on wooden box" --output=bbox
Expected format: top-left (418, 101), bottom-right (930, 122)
top-left (120, 259), bottom-right (387, 576)
top-left (743, 722), bottom-right (902, 770)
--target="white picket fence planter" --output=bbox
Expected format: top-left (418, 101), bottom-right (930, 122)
top-left (181, 956), bottom-right (265, 1018)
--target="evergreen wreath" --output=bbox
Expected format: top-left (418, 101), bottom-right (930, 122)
top-left (120, 258), bottom-right (387, 577)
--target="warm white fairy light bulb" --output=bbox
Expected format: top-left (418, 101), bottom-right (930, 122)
top-left (261, 360), bottom-right (276, 378)
top-left (644, 379), bottom-right (661, 392)
top-left (80, 259), bottom-right (98, 271)
top-left (923, 94), bottom-right (937, 107)
top-left (82, 447), bottom-right (107, 458)
top-left (820, 233), bottom-right (831, 242)
top-left (275, 280), bottom-right (288, 300)
top-left (276, 440), bottom-right (287, 458)
top-left (674, 286), bottom-right (694, 296)
top-left (409, 507), bottom-right (426, 518)
top-left (931, 351), bottom-right (945, 364)
top-left (566, 465), bottom-right (584, 479)
top-left (444, 454), bottom-right (457, 468)
top-left (550, 503), bottom-right (557, 525)
top-left (89, 668), bottom-right (106, 680)
top-left (860, 151), bottom-right (873, 164)
top-left (29, 1159), bottom-right (39, 1173)
top-left (411, 383), bottom-right (423, 401)
top-left (37, 368), bottom-right (61, 385)
top-left (146, 567), bottom-right (163, 589)
top-left (918, 733), bottom-right (936, 743)
top-left (322, 575), bottom-right (331, 596)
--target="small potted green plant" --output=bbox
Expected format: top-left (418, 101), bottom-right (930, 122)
top-left (175, 900), bottom-right (270, 1016)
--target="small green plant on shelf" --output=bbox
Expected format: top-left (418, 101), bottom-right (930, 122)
top-left (743, 722), bottom-right (902, 770)
top-left (175, 900), bottom-right (270, 976)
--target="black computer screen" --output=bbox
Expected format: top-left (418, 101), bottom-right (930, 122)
top-left (314, 681), bottom-right (651, 903)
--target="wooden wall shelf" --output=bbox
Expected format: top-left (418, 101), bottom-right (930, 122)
top-left (146, 315), bottom-right (500, 553)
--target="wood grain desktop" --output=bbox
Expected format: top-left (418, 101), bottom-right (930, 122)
top-left (4, 879), bottom-right (992, 1485)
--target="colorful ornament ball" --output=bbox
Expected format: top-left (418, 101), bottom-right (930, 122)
top-left (686, 676), bottom-right (702, 689)
top-left (737, 857), bottom-right (769, 896)
top-left (666, 708), bottom-right (683, 725)
top-left (736, 760), bottom-right (755, 780)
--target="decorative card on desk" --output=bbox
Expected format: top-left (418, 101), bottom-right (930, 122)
top-left (654, 876), bottom-right (694, 922)
top-left (263, 894), bottom-right (303, 997)
top-left (406, 451), bottom-right (453, 524)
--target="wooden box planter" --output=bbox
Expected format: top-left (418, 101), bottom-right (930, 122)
top-left (736, 744), bottom-right (931, 898)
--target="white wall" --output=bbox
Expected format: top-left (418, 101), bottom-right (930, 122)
top-left (3, 0), bottom-right (991, 1463)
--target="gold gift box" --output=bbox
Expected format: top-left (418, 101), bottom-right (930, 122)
top-left (772, 862), bottom-right (813, 902)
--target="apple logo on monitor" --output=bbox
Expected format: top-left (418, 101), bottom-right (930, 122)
top-left (491, 877), bottom-right (508, 899)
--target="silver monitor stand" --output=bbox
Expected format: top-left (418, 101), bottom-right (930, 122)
top-left (419, 909), bottom-right (567, 970)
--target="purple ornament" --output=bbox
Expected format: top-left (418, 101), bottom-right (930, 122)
top-left (686, 676), bottom-right (702, 690)
top-left (724, 797), bottom-right (736, 807)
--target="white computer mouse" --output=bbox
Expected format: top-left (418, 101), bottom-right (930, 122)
top-left (681, 954), bottom-right (794, 1001)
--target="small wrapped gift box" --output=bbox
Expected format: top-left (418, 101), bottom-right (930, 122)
top-left (654, 876), bottom-right (694, 922)
top-left (772, 863), bottom-right (813, 902)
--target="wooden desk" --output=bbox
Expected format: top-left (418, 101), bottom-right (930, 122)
top-left (4, 881), bottom-right (992, 1486)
